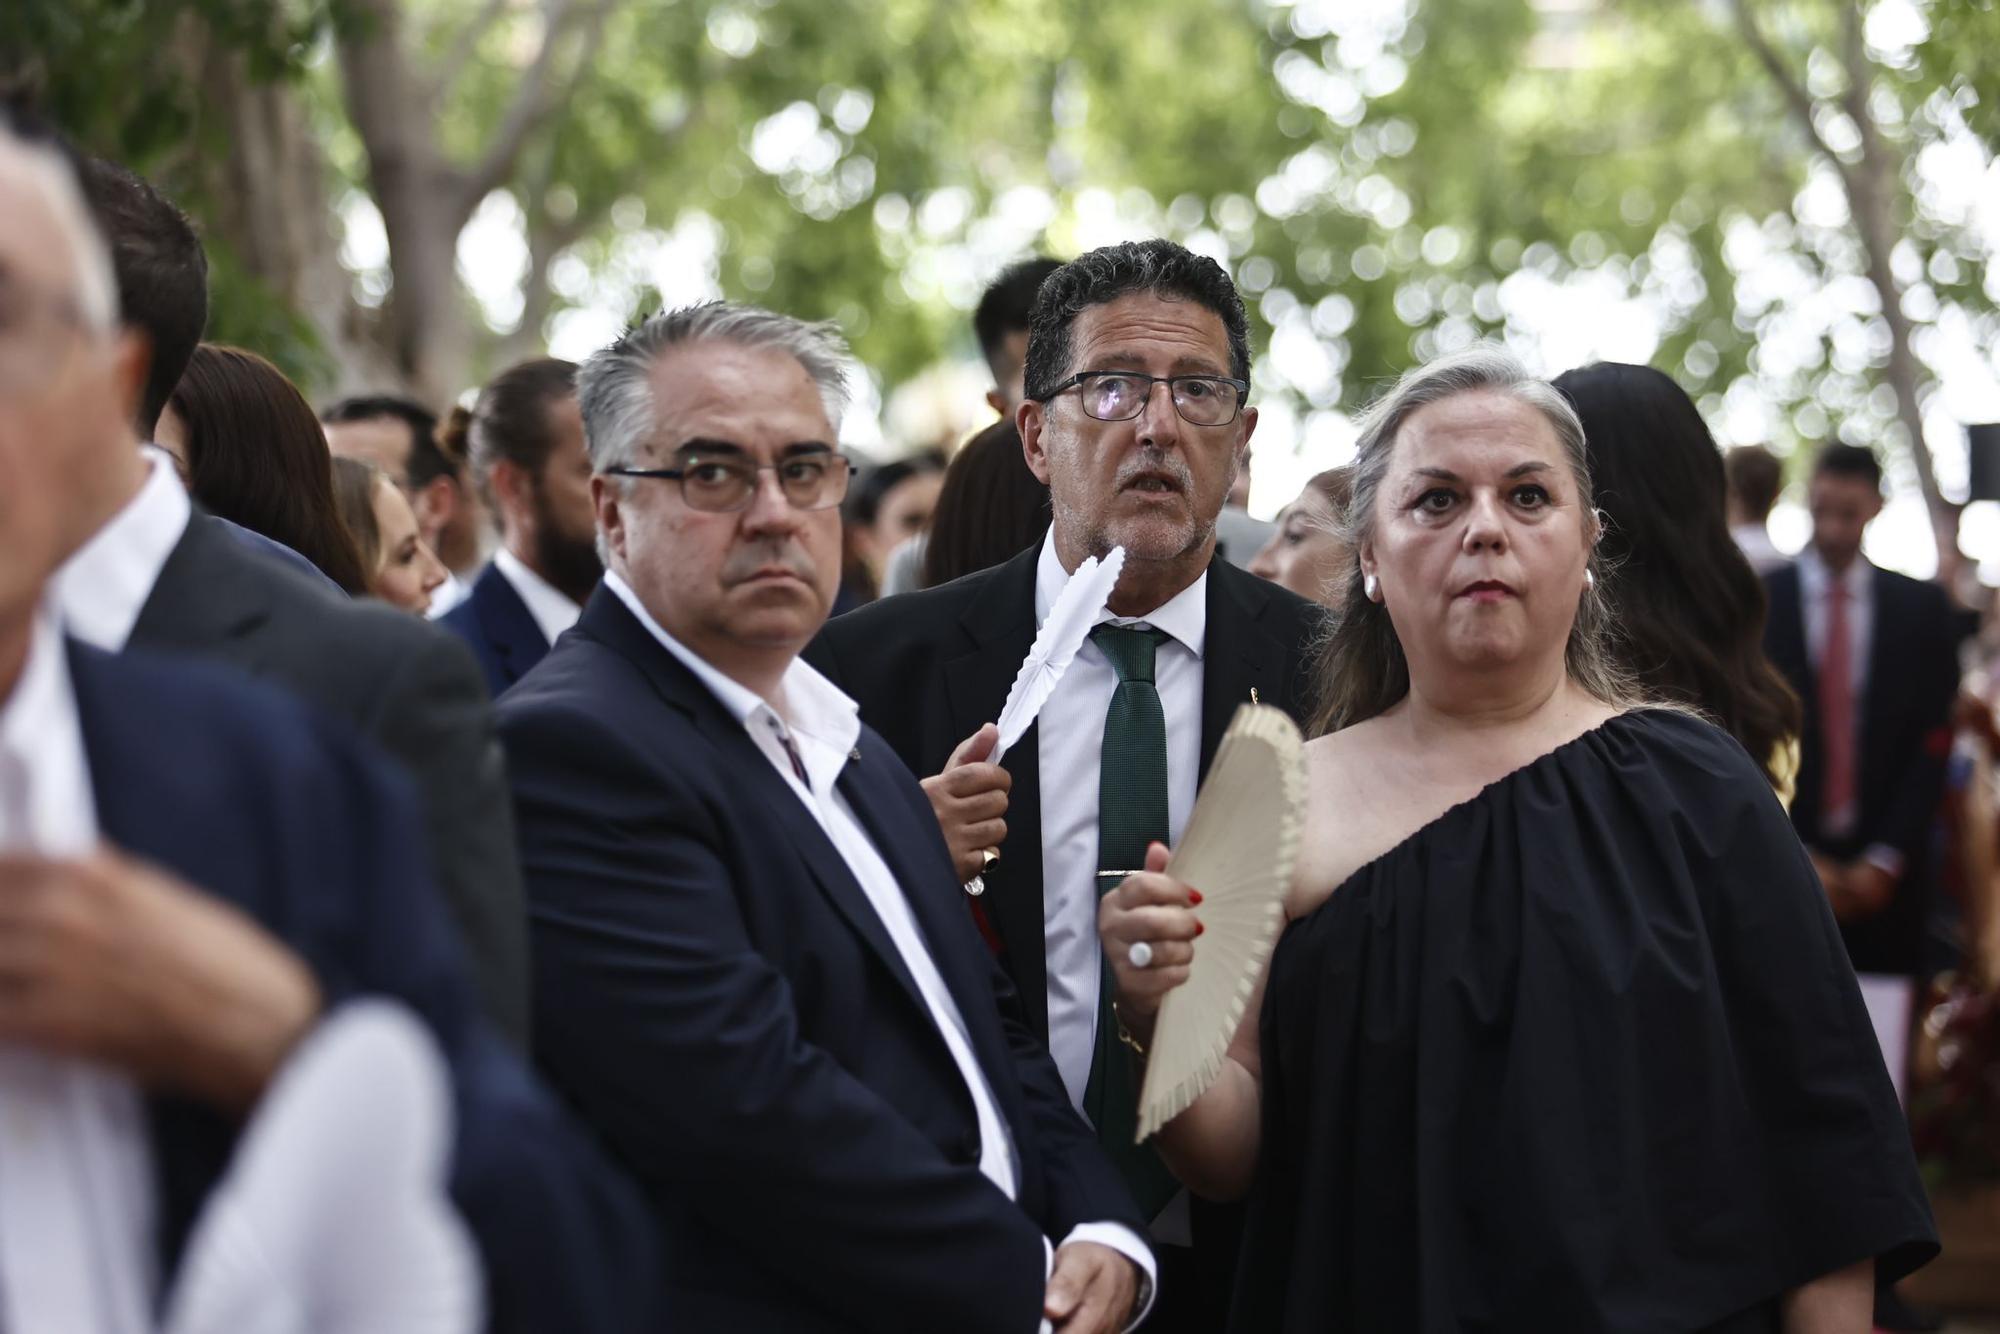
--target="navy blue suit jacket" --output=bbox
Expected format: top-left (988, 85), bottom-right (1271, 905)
top-left (441, 563), bottom-right (555, 699)
top-left (68, 641), bottom-right (655, 1332)
top-left (499, 589), bottom-right (1144, 1333)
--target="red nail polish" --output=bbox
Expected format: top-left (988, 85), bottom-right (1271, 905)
top-left (1189, 890), bottom-right (1204, 906)
top-left (1195, 921), bottom-right (1205, 936)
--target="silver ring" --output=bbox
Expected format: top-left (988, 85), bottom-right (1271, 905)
top-left (1126, 940), bottom-right (1154, 969)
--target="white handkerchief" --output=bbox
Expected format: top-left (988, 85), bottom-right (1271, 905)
top-left (163, 1000), bottom-right (482, 1334)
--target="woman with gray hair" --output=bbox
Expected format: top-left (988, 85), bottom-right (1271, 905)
top-left (1097, 346), bottom-right (1934, 1331)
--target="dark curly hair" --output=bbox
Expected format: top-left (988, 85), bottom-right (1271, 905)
top-left (1021, 239), bottom-right (1251, 404)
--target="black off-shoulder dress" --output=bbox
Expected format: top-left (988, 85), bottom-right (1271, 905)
top-left (1232, 710), bottom-right (1936, 1332)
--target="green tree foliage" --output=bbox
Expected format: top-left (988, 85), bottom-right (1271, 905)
top-left (10, 0), bottom-right (1996, 526)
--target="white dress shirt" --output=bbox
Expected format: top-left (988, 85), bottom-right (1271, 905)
top-left (601, 571), bottom-right (1155, 1325)
top-left (492, 548), bottom-right (582, 646)
top-left (0, 611), bottom-right (156, 1333)
top-left (50, 450), bottom-right (191, 652)
top-left (1033, 530), bottom-right (1205, 1111)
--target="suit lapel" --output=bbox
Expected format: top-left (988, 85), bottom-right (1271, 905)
top-left (578, 590), bottom-right (935, 1022)
top-left (940, 549), bottom-right (1049, 1036)
top-left (1199, 560), bottom-right (1278, 777)
top-left (476, 566), bottom-right (552, 682)
top-left (836, 756), bottom-right (1020, 1083)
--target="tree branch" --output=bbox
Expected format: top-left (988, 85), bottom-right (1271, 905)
top-left (462, 0), bottom-right (614, 206)
top-left (432, 0), bottom-right (513, 107)
top-left (1728, 0), bottom-right (1841, 163)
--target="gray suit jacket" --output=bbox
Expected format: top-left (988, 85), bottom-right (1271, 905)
top-left (128, 509), bottom-right (531, 1042)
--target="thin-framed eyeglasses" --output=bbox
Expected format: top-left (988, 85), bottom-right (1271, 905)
top-left (1038, 370), bottom-right (1249, 426)
top-left (603, 448), bottom-right (856, 513)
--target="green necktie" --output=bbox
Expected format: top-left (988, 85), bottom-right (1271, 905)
top-left (1083, 624), bottom-right (1180, 1218)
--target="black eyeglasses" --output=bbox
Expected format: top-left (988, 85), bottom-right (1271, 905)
top-left (1038, 371), bottom-right (1249, 426)
top-left (603, 451), bottom-right (856, 513)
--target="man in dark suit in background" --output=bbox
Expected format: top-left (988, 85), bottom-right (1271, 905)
top-left (440, 357), bottom-right (600, 696)
top-left (0, 112), bottom-right (652, 1330)
top-left (501, 302), bottom-right (1154, 1332)
top-left (48, 145), bottom-right (532, 1043)
top-left (1763, 443), bottom-right (1958, 978)
top-left (806, 238), bottom-right (1325, 1331)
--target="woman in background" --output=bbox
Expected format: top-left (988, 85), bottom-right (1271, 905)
top-left (333, 455), bottom-right (448, 615)
top-left (838, 451), bottom-right (946, 606)
top-left (158, 343), bottom-right (369, 593)
top-left (1552, 361), bottom-right (1801, 797)
top-left (1249, 467), bottom-right (1353, 611)
top-left (920, 420), bottom-right (1051, 589)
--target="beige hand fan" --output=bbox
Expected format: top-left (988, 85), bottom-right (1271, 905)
top-left (1135, 703), bottom-right (1305, 1142)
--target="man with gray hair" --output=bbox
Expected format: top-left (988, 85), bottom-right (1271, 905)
top-left (499, 301), bottom-right (1156, 1332)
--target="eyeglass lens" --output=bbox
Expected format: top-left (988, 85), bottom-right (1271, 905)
top-left (1078, 373), bottom-right (1241, 426)
top-left (680, 454), bottom-right (850, 512)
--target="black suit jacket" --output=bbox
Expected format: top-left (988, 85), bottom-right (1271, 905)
top-left (1763, 561), bottom-right (1958, 974)
top-left (803, 546), bottom-right (1326, 1038)
top-left (70, 641), bottom-right (654, 1332)
top-left (440, 562), bottom-right (556, 698)
top-left (128, 510), bottom-right (530, 1041)
top-left (499, 589), bottom-right (1144, 1333)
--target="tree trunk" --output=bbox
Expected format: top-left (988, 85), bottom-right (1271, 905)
top-left (156, 16), bottom-right (397, 394)
top-left (1835, 5), bottom-right (1958, 556)
top-left (335, 0), bottom-right (478, 405)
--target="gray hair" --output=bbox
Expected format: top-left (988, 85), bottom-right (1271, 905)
top-left (1310, 343), bottom-right (1643, 734)
top-left (0, 130), bottom-right (118, 336)
top-left (576, 301), bottom-right (853, 480)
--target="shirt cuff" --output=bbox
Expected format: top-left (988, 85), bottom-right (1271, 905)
top-left (1046, 1223), bottom-right (1156, 1331)
top-left (1862, 844), bottom-right (1906, 881)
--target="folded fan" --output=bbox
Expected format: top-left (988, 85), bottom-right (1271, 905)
top-left (1135, 703), bottom-right (1305, 1142)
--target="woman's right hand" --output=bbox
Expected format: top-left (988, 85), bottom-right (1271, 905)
top-left (1098, 841), bottom-right (1203, 1043)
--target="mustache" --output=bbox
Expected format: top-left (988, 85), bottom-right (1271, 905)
top-left (720, 540), bottom-right (818, 584)
top-left (1115, 450), bottom-right (1193, 491)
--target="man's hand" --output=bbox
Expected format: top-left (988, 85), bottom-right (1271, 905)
top-left (920, 723), bottom-right (1012, 882)
top-left (0, 848), bottom-right (322, 1113)
top-left (1044, 1240), bottom-right (1141, 1334)
top-left (1836, 861), bottom-right (1896, 922)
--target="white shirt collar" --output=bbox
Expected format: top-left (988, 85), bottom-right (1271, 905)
top-left (51, 451), bottom-right (191, 652)
top-left (600, 570), bottom-right (861, 766)
top-left (1797, 545), bottom-right (1872, 602)
top-left (0, 608), bottom-right (97, 855)
top-left (1032, 527), bottom-right (1207, 657)
top-left (493, 547), bottom-right (583, 645)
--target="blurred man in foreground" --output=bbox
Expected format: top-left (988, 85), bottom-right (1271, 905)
top-left (0, 105), bottom-right (652, 1333)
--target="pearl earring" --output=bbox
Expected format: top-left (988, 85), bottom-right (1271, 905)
top-left (1364, 573), bottom-right (1380, 602)
top-left (1583, 569), bottom-right (1596, 591)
